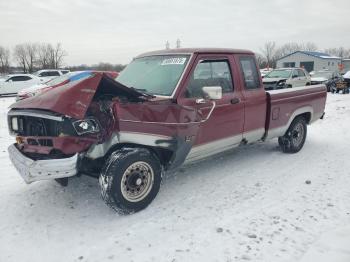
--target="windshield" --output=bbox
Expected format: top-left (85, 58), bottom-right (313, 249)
top-left (312, 71), bottom-right (332, 79)
top-left (116, 55), bottom-right (190, 96)
top-left (265, 70), bottom-right (292, 78)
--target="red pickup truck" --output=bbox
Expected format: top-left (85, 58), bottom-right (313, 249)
top-left (7, 48), bottom-right (327, 214)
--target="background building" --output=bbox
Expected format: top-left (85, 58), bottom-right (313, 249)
top-left (341, 59), bottom-right (350, 74)
top-left (276, 51), bottom-right (341, 72)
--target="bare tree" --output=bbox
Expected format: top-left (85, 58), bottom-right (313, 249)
top-left (0, 46), bottom-right (10, 73)
top-left (324, 47), bottom-right (350, 58)
top-left (260, 41), bottom-right (277, 68)
top-left (301, 42), bottom-right (318, 52)
top-left (275, 42), bottom-right (301, 59)
top-left (53, 43), bottom-right (67, 68)
top-left (33, 42), bottom-right (67, 69)
top-left (255, 52), bottom-right (267, 68)
top-left (37, 43), bottom-right (52, 69)
top-left (13, 43), bottom-right (39, 73)
top-left (24, 43), bottom-right (38, 73)
top-left (13, 44), bottom-right (27, 73)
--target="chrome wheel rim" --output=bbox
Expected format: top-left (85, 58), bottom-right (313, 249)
top-left (121, 161), bottom-right (154, 202)
top-left (291, 122), bottom-right (305, 147)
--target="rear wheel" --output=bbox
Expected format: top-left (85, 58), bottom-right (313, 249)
top-left (99, 148), bottom-right (162, 214)
top-left (278, 116), bottom-right (307, 153)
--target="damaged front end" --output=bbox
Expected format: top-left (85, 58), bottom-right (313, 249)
top-left (7, 72), bottom-right (149, 183)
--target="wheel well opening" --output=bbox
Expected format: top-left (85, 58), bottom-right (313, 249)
top-left (297, 112), bottom-right (311, 124)
top-left (105, 143), bottom-right (174, 168)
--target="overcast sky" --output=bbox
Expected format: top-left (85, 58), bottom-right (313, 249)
top-left (0, 0), bottom-right (349, 65)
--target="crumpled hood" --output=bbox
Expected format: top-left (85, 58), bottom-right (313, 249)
top-left (263, 77), bottom-right (287, 83)
top-left (10, 72), bottom-right (146, 120)
top-left (311, 77), bottom-right (328, 82)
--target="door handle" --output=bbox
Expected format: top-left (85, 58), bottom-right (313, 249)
top-left (230, 98), bottom-right (240, 104)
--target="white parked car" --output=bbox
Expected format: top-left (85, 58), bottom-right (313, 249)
top-left (0, 74), bottom-right (42, 96)
top-left (343, 71), bottom-right (350, 79)
top-left (33, 69), bottom-right (70, 81)
top-left (260, 68), bottom-right (273, 77)
top-left (263, 68), bottom-right (311, 90)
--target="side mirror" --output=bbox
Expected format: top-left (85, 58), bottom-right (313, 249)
top-left (292, 75), bottom-right (298, 79)
top-left (202, 86), bottom-right (222, 100)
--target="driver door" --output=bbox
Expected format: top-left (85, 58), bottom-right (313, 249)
top-left (178, 54), bottom-right (244, 160)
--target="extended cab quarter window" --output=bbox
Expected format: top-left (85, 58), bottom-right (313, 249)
top-left (239, 57), bottom-right (260, 89)
top-left (186, 60), bottom-right (233, 98)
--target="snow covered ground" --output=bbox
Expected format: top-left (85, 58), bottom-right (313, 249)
top-left (0, 94), bottom-right (349, 262)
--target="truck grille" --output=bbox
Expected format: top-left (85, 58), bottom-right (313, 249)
top-left (8, 113), bottom-right (76, 137)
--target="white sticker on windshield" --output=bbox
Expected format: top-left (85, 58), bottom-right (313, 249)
top-left (161, 57), bottom-right (187, 65)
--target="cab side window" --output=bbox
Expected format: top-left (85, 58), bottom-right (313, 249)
top-left (298, 69), bottom-right (305, 77)
top-left (39, 72), bottom-right (48, 77)
top-left (47, 71), bottom-right (60, 76)
top-left (239, 57), bottom-right (260, 89)
top-left (7, 76), bottom-right (32, 82)
top-left (186, 60), bottom-right (233, 98)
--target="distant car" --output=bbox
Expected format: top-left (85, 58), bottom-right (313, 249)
top-left (343, 71), bottom-right (350, 86)
top-left (310, 70), bottom-right (343, 92)
top-left (260, 68), bottom-right (273, 78)
top-left (17, 71), bottom-right (119, 101)
top-left (263, 68), bottom-right (311, 90)
top-left (335, 71), bottom-right (350, 93)
top-left (33, 69), bottom-right (70, 82)
top-left (0, 74), bottom-right (42, 96)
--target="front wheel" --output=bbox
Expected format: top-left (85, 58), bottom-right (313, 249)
top-left (278, 116), bottom-right (307, 153)
top-left (99, 147), bottom-right (162, 214)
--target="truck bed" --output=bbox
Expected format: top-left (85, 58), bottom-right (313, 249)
top-left (265, 85), bottom-right (327, 140)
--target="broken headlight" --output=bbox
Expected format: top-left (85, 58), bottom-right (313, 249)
top-left (11, 117), bottom-right (19, 131)
top-left (277, 80), bottom-right (286, 87)
top-left (73, 118), bottom-right (100, 135)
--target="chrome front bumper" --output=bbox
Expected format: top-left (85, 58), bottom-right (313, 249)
top-left (8, 144), bottom-right (78, 184)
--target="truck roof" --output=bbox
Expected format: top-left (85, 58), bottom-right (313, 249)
top-left (137, 48), bottom-right (254, 58)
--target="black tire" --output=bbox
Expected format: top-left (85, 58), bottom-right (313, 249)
top-left (329, 83), bottom-right (336, 93)
top-left (278, 116), bottom-right (307, 153)
top-left (99, 147), bottom-right (162, 214)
